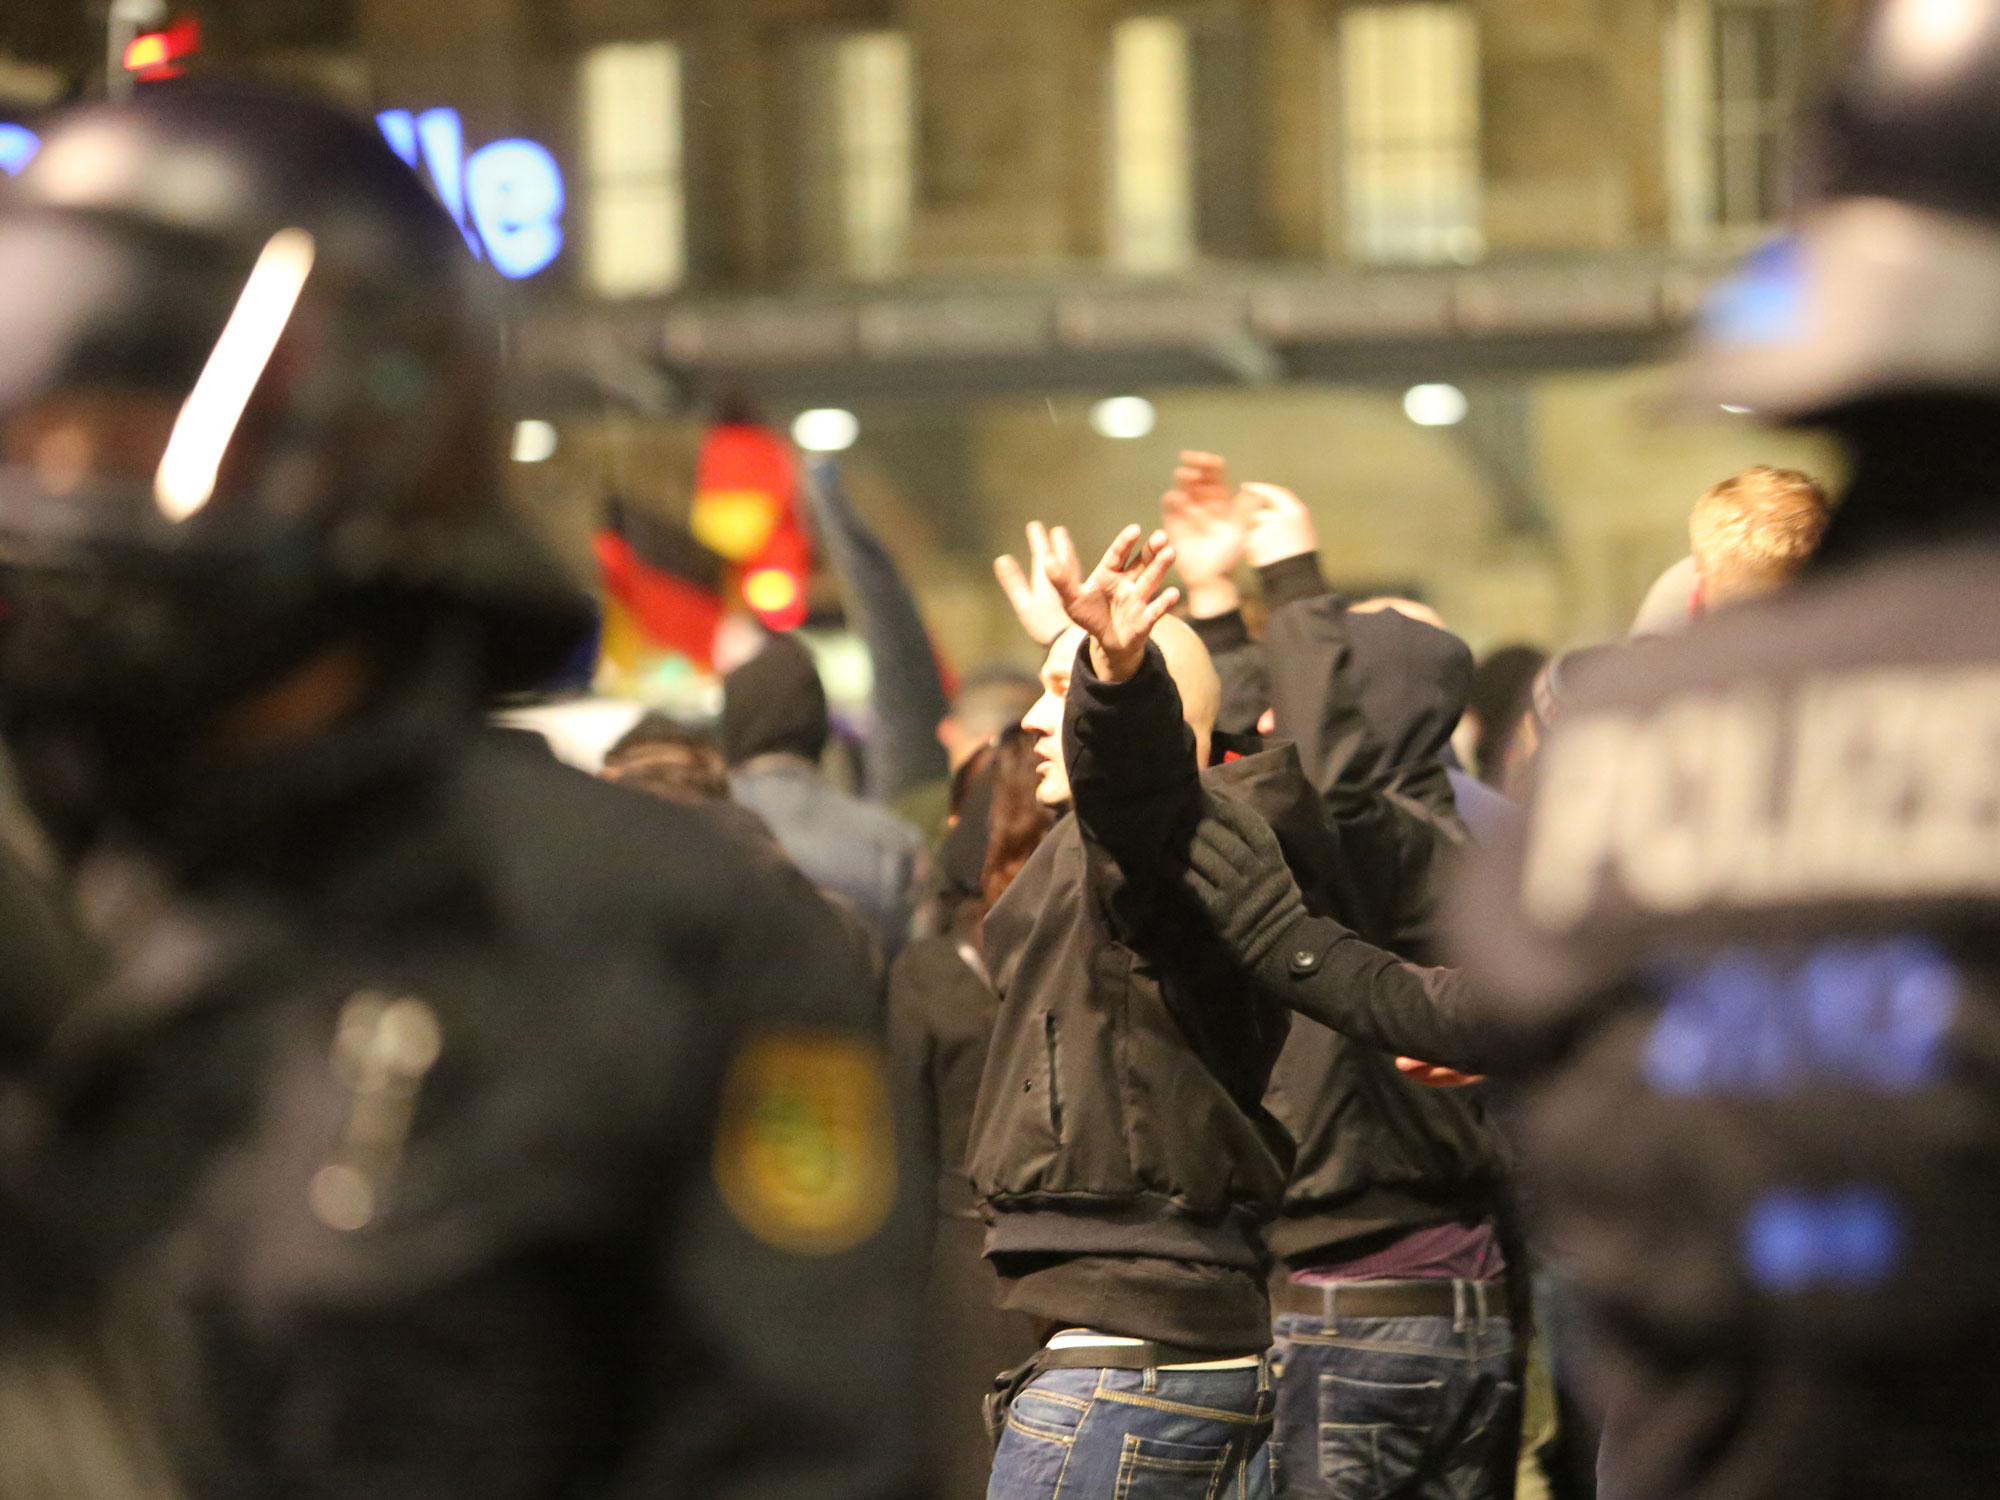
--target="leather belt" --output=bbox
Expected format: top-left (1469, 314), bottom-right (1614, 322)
top-left (1272, 1277), bottom-right (1509, 1322)
top-left (984, 1340), bottom-right (1268, 1449)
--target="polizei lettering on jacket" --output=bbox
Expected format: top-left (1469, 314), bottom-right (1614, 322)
top-left (1522, 665), bottom-right (2000, 931)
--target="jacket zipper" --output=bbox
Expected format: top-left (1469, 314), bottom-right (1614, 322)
top-left (1043, 1012), bottom-right (1064, 1141)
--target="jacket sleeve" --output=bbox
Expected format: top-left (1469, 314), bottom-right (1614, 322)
top-left (801, 457), bottom-right (951, 805)
top-left (885, 942), bottom-right (942, 1192)
top-left (1062, 637), bottom-right (1201, 877)
top-left (1189, 610), bottom-right (1270, 739)
top-left (1182, 788), bottom-right (1564, 1076)
top-left (1257, 912), bottom-right (1560, 1076)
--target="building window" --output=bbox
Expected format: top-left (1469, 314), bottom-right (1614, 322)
top-left (1334, 2), bottom-right (1483, 266)
top-left (581, 41), bottom-right (685, 298)
top-left (1109, 16), bottom-right (1196, 274)
top-left (1667, 0), bottom-right (1803, 245)
top-left (797, 31), bottom-right (915, 281)
top-left (835, 31), bottom-right (915, 281)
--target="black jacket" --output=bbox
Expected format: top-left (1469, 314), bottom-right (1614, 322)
top-left (0, 684), bottom-right (928, 1500)
top-left (1201, 579), bottom-right (1508, 1260)
top-left (1442, 545), bottom-right (2000, 1498)
top-left (966, 642), bottom-right (1304, 1348)
top-left (886, 913), bottom-right (1041, 1500)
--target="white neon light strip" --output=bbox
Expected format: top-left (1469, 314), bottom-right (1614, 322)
top-left (154, 228), bottom-right (317, 523)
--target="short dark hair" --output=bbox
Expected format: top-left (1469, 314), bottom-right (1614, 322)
top-left (948, 666), bottom-right (1041, 741)
top-left (602, 720), bottom-right (731, 803)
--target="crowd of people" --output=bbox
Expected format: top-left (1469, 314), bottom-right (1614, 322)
top-left (3, 0), bottom-right (2000, 1495)
top-left (672, 436), bottom-right (1829, 1500)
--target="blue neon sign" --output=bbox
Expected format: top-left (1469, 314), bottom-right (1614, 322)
top-left (376, 107), bottom-right (564, 280)
top-left (0, 113), bottom-right (560, 279)
top-left (0, 124), bottom-right (39, 176)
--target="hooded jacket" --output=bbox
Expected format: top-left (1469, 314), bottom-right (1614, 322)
top-left (1199, 578), bottom-right (1510, 1262)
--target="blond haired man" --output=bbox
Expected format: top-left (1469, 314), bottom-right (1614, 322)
top-left (1630, 466), bottom-right (1832, 634)
top-left (1690, 465), bottom-right (1834, 608)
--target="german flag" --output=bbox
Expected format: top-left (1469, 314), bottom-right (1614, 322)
top-left (594, 498), bottom-right (726, 672)
top-left (693, 422), bottom-right (812, 631)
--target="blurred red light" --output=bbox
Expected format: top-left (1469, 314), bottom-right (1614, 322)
top-left (123, 17), bottom-right (200, 75)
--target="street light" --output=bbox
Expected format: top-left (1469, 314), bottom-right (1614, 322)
top-left (792, 408), bottom-right (860, 453)
top-left (512, 420), bottom-right (558, 463)
top-left (1090, 396), bottom-right (1156, 440)
top-left (1403, 383), bottom-right (1469, 427)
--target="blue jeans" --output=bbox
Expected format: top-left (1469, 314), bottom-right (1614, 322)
top-left (988, 1361), bottom-right (1275, 1499)
top-left (1270, 1307), bottom-right (1518, 1500)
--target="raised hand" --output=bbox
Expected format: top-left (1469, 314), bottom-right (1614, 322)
top-left (1240, 482), bottom-right (1319, 569)
top-left (1042, 523), bottom-right (1181, 682)
top-left (993, 520), bottom-right (1073, 646)
top-left (1160, 451), bottom-right (1247, 616)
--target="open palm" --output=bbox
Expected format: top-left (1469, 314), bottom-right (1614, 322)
top-left (1159, 451), bottom-right (1243, 588)
top-left (1041, 523), bottom-right (1180, 680)
top-left (993, 520), bottom-right (1073, 646)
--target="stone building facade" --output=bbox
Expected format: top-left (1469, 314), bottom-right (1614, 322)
top-left (0, 0), bottom-right (1860, 661)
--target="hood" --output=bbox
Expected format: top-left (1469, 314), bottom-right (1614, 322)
top-left (720, 633), bottom-right (829, 766)
top-left (1339, 608), bottom-right (1474, 783)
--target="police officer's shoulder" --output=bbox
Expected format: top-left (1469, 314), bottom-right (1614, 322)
top-left (1460, 540), bottom-right (2000, 1018)
top-left (460, 728), bottom-right (822, 925)
top-left (1561, 542), bottom-right (2000, 722)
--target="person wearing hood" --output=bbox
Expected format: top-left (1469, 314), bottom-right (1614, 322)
top-left (1158, 459), bottom-right (1505, 843)
top-left (722, 632), bottom-right (929, 959)
top-left (1155, 466), bottom-right (1520, 1500)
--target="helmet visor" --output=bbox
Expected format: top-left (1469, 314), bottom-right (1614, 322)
top-left (0, 211), bottom-right (308, 557)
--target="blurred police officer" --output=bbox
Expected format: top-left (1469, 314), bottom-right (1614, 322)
top-left (0, 86), bottom-right (926, 1499)
top-left (1169, 2), bottom-right (2000, 1495)
top-left (1461, 1), bottom-right (2000, 1494)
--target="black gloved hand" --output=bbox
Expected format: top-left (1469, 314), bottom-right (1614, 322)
top-left (1181, 790), bottom-right (1310, 970)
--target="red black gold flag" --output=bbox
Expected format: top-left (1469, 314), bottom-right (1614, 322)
top-left (692, 422), bottom-right (812, 632)
top-left (594, 498), bottom-right (726, 671)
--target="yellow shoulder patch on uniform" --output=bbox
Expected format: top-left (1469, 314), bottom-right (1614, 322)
top-left (713, 1031), bottom-right (898, 1256)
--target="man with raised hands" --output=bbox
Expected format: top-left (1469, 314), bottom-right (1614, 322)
top-left (1157, 463), bottom-right (1520, 1500)
top-left (971, 523), bottom-right (1306, 1500)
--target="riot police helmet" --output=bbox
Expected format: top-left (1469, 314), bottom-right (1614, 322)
top-left (0, 84), bottom-right (593, 720)
top-left (1689, 0), bottom-right (2000, 420)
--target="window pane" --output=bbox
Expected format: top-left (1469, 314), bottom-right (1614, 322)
top-left (837, 32), bottom-right (914, 281)
top-left (582, 41), bottom-right (685, 296)
top-left (1667, 0), bottom-right (1801, 242)
top-left (1339, 4), bottom-right (1482, 266)
top-left (1110, 16), bottom-right (1195, 274)
top-left (589, 186), bottom-right (684, 299)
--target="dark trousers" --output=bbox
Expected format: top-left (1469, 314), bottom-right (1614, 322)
top-left (1270, 1305), bottom-right (1518, 1499)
